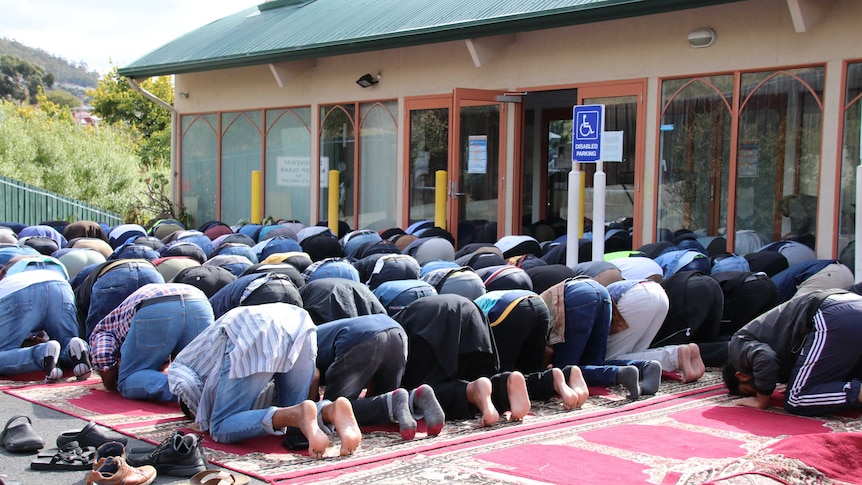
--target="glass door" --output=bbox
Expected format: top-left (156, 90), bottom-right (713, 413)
top-left (542, 108), bottom-right (575, 222)
top-left (577, 82), bottom-right (645, 247)
top-left (405, 96), bottom-right (450, 228)
top-left (451, 88), bottom-right (508, 244)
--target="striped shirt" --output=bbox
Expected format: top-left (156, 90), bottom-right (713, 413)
top-left (88, 283), bottom-right (209, 371)
top-left (168, 302), bottom-right (317, 433)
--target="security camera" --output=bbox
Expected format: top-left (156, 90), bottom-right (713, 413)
top-left (687, 28), bottom-right (716, 48)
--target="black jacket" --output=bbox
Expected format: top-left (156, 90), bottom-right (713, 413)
top-left (728, 288), bottom-right (845, 395)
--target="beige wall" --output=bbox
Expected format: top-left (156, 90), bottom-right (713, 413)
top-left (173, 0), bottom-right (861, 253)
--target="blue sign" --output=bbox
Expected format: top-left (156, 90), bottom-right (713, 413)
top-left (572, 104), bottom-right (604, 163)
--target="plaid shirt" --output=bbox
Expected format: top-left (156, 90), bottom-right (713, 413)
top-left (88, 283), bottom-right (208, 371)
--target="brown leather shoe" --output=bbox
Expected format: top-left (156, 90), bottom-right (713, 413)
top-left (86, 456), bottom-right (156, 485)
top-left (92, 441), bottom-right (126, 470)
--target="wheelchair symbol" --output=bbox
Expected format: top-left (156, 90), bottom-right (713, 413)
top-left (578, 114), bottom-right (595, 138)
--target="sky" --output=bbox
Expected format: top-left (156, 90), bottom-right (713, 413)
top-left (0, 0), bottom-right (262, 75)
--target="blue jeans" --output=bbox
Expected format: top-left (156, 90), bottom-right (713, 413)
top-left (0, 280), bottom-right (79, 375)
top-left (208, 339), bottom-right (317, 443)
top-left (85, 262), bottom-right (164, 339)
top-left (552, 279), bottom-right (611, 367)
top-left (117, 297), bottom-right (213, 401)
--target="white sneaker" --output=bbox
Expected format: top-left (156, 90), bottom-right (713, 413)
top-left (43, 340), bottom-right (63, 382)
top-left (68, 337), bottom-right (93, 381)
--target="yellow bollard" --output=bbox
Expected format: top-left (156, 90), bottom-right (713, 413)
top-left (435, 170), bottom-right (447, 230)
top-left (578, 170), bottom-right (586, 238)
top-left (250, 170), bottom-right (262, 224)
top-left (328, 170), bottom-right (339, 235)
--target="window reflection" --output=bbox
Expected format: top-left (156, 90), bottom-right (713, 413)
top-left (265, 108), bottom-right (311, 225)
top-left (658, 67), bottom-right (824, 255)
top-left (180, 114), bottom-right (218, 227)
top-left (839, 63), bottom-right (862, 265)
top-left (221, 111), bottom-right (262, 225)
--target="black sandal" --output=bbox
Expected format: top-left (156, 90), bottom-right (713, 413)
top-left (30, 441), bottom-right (96, 471)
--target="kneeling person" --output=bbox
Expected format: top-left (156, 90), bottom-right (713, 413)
top-left (315, 314), bottom-right (445, 439)
top-left (89, 283), bottom-right (214, 400)
top-left (724, 289), bottom-right (862, 416)
top-left (169, 303), bottom-right (361, 457)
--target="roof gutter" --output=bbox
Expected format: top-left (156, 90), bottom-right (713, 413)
top-left (125, 78), bottom-right (176, 114)
top-left (124, 77), bottom-right (180, 207)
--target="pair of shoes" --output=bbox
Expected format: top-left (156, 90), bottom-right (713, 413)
top-left (126, 430), bottom-right (208, 477)
top-left (86, 456), bottom-right (156, 485)
top-left (30, 440), bottom-right (96, 471)
top-left (1, 415), bottom-right (44, 453)
top-left (56, 421), bottom-right (128, 449)
top-left (191, 469), bottom-right (250, 485)
top-left (68, 337), bottom-right (93, 381)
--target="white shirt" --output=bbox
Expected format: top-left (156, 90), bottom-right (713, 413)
top-left (0, 269), bottom-right (67, 299)
top-left (168, 302), bottom-right (316, 432)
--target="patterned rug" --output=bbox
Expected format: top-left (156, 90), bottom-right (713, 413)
top-left (5, 371), bottom-right (861, 484)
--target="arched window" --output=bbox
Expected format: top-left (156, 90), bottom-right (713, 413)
top-left (265, 108), bottom-right (312, 225)
top-left (180, 114), bottom-right (218, 227)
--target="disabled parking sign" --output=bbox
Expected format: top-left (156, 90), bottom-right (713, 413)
top-left (572, 104), bottom-right (604, 163)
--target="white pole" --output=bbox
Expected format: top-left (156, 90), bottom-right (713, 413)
top-left (855, 164), bottom-right (862, 282)
top-left (566, 169), bottom-right (582, 267)
top-left (592, 160), bottom-right (606, 261)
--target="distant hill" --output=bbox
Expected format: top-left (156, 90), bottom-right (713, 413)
top-left (0, 37), bottom-right (100, 89)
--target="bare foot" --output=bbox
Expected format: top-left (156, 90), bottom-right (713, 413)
top-left (551, 368), bottom-right (578, 410)
top-left (466, 377), bottom-right (499, 427)
top-left (677, 344), bottom-right (705, 383)
top-left (272, 400), bottom-right (329, 459)
top-left (322, 397), bottom-right (362, 456)
top-left (507, 371), bottom-right (531, 421)
top-left (566, 365), bottom-right (590, 409)
top-left (687, 343), bottom-right (706, 381)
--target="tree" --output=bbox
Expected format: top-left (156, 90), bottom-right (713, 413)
top-left (0, 99), bottom-right (145, 218)
top-left (44, 89), bottom-right (82, 109)
top-left (0, 54), bottom-right (55, 104)
top-left (88, 67), bottom-right (173, 169)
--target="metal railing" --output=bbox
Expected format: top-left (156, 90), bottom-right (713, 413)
top-left (0, 175), bottom-right (122, 227)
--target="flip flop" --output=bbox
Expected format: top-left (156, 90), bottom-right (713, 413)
top-left (190, 469), bottom-right (250, 485)
top-left (0, 415), bottom-right (44, 453)
top-left (30, 440), bottom-right (96, 471)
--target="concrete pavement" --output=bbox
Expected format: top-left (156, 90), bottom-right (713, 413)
top-left (0, 391), bottom-right (264, 485)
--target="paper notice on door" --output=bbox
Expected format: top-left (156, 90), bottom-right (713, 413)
top-left (467, 135), bottom-right (488, 174)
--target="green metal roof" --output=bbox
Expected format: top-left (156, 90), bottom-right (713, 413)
top-left (119, 0), bottom-right (741, 78)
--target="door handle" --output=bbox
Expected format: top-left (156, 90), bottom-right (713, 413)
top-left (449, 181), bottom-right (466, 197)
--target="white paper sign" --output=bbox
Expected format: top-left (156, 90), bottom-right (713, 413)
top-left (467, 135), bottom-right (488, 174)
top-left (602, 131), bottom-right (623, 162)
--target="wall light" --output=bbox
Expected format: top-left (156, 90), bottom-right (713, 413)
top-left (356, 73), bottom-right (380, 88)
top-left (687, 28), bottom-right (716, 48)
top-left (178, 92), bottom-right (190, 99)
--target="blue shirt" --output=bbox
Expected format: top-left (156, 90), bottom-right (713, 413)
top-left (315, 314), bottom-right (402, 370)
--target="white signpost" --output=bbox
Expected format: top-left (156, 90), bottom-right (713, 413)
top-left (567, 105), bottom-right (624, 265)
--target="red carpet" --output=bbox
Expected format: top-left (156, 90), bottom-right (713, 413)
top-left (5, 372), bottom-right (862, 484)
